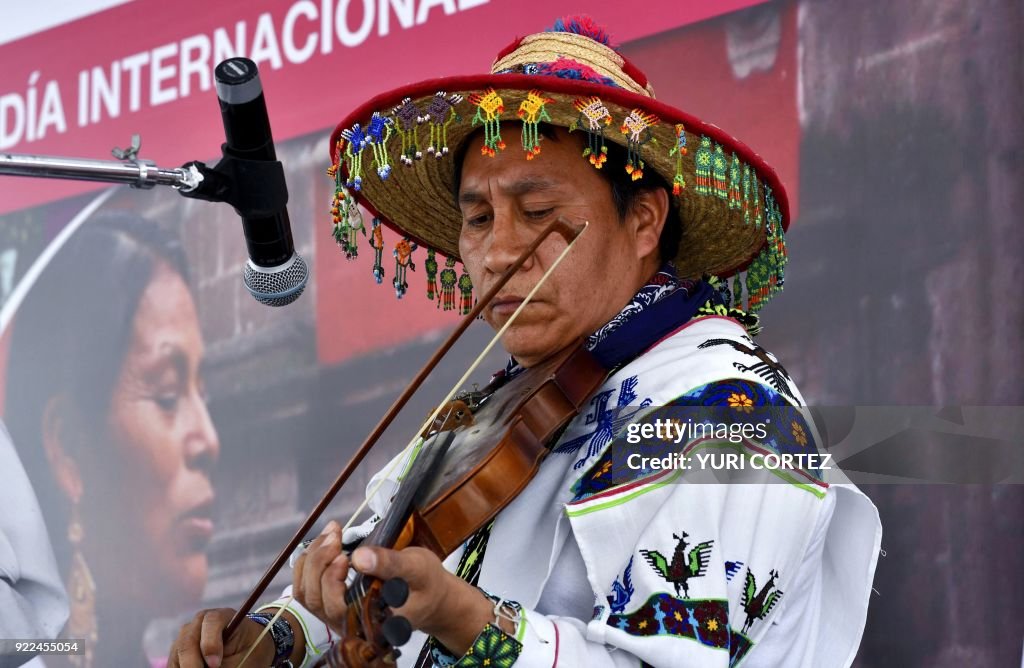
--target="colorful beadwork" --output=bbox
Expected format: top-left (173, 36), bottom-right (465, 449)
top-left (439, 256), bottom-right (458, 311)
top-left (392, 97), bottom-right (423, 165)
top-left (425, 248), bottom-right (438, 300)
top-left (392, 237), bottom-right (417, 299)
top-left (694, 136), bottom-right (713, 195)
top-left (742, 164), bottom-right (751, 225)
top-left (330, 184), bottom-right (364, 259)
top-left (728, 154), bottom-right (742, 210)
top-left (516, 90), bottom-right (554, 159)
top-left (468, 88), bottom-right (507, 156)
top-left (423, 91), bottom-right (463, 158)
top-left (366, 111), bottom-right (394, 180)
top-left (712, 143), bottom-right (728, 199)
top-left (669, 124), bottom-right (688, 195)
top-left (452, 624), bottom-right (521, 668)
top-left (458, 267), bottom-right (474, 314)
top-left (339, 124), bottom-right (369, 190)
top-left (570, 96), bottom-right (613, 168)
top-left (620, 109), bottom-right (658, 181)
top-left (369, 217), bottom-right (385, 284)
top-left (752, 173), bottom-right (762, 228)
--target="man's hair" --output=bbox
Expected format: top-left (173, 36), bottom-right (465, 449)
top-left (453, 123), bottom-right (682, 263)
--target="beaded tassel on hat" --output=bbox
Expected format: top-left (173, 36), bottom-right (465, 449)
top-left (620, 109), bottom-right (658, 180)
top-left (694, 136), bottom-right (713, 195)
top-left (393, 97), bottom-right (423, 165)
top-left (712, 143), bottom-right (728, 199)
top-left (728, 154), bottom-right (742, 210)
top-left (425, 248), bottom-right (438, 300)
top-left (570, 96), bottom-right (613, 168)
top-left (366, 111), bottom-right (395, 180)
top-left (393, 238), bottom-right (417, 299)
top-left (439, 256), bottom-right (458, 310)
top-left (330, 184), bottom-right (364, 258)
top-left (469, 89), bottom-right (507, 156)
top-left (742, 164), bottom-right (752, 224)
top-left (669, 123), bottom-right (688, 195)
top-left (424, 92), bottom-right (463, 158)
top-left (458, 267), bottom-right (474, 314)
top-left (517, 90), bottom-right (555, 159)
top-left (369, 218), bottom-right (385, 284)
top-left (340, 124), bottom-right (369, 190)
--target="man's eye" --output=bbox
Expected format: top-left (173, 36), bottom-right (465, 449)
top-left (524, 208), bottom-right (554, 220)
top-left (465, 214), bottom-right (491, 227)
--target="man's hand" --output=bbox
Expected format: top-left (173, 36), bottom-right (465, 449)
top-left (294, 521), bottom-right (496, 655)
top-left (166, 608), bottom-right (273, 668)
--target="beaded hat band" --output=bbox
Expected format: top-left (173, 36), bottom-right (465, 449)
top-left (329, 17), bottom-right (789, 314)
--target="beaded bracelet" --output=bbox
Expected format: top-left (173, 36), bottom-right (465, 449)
top-left (246, 612), bottom-right (295, 668)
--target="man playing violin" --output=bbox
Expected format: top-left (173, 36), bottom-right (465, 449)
top-left (170, 17), bottom-right (881, 668)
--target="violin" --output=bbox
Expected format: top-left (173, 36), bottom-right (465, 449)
top-left (225, 218), bottom-right (608, 667)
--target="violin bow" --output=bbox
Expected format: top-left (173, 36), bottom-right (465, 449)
top-left (226, 216), bottom-right (587, 655)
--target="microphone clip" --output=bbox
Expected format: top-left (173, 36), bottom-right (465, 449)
top-left (179, 147), bottom-right (289, 219)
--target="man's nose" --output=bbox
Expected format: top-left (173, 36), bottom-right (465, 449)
top-left (482, 213), bottom-right (533, 276)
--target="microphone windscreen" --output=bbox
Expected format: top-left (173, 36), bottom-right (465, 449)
top-left (242, 253), bottom-right (308, 306)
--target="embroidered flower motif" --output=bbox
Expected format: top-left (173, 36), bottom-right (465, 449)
top-left (791, 420), bottom-right (807, 446)
top-left (727, 392), bottom-right (754, 413)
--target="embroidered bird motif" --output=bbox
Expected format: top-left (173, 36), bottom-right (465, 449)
top-left (640, 532), bottom-right (713, 598)
top-left (607, 556), bottom-right (635, 614)
top-left (741, 568), bottom-right (784, 633)
top-left (697, 336), bottom-right (795, 399)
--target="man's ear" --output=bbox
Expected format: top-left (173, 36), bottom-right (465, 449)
top-left (42, 395), bottom-right (83, 504)
top-left (629, 187), bottom-right (670, 262)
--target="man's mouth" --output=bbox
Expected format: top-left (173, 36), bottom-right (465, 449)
top-left (490, 296), bottom-right (527, 317)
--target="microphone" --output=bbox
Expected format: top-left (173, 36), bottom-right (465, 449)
top-left (213, 57), bottom-right (308, 306)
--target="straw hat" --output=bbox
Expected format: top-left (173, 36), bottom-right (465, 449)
top-left (328, 17), bottom-right (789, 313)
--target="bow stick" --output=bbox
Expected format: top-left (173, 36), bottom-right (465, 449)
top-left (224, 216), bottom-right (586, 648)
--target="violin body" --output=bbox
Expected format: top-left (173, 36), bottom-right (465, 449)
top-left (403, 340), bottom-right (608, 556)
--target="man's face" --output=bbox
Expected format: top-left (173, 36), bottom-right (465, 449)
top-left (458, 126), bottom-right (666, 367)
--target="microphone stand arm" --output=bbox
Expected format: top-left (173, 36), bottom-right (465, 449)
top-left (0, 134), bottom-right (204, 192)
top-left (0, 135), bottom-right (288, 219)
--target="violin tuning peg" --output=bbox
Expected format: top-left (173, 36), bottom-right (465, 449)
top-left (381, 577), bottom-right (409, 608)
top-left (381, 615), bottom-right (413, 647)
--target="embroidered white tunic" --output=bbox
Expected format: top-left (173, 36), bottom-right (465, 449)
top-left (270, 316), bottom-right (881, 668)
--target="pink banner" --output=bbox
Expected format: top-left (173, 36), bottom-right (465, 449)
top-left (0, 0), bottom-right (766, 215)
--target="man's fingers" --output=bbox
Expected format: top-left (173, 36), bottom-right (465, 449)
top-left (170, 611), bottom-right (211, 668)
top-left (351, 546), bottom-right (432, 585)
top-left (198, 609), bottom-right (232, 667)
top-left (297, 522), bottom-right (343, 615)
top-left (321, 553), bottom-right (351, 624)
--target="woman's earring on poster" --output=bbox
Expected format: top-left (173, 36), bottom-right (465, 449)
top-left (44, 397), bottom-right (97, 668)
top-left (66, 498), bottom-right (97, 668)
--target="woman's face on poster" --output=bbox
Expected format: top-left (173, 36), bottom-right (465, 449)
top-left (92, 261), bottom-right (219, 609)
